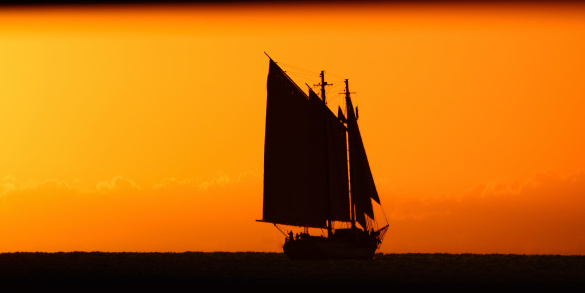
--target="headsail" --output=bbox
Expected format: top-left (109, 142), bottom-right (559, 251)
top-left (262, 59), bottom-right (350, 227)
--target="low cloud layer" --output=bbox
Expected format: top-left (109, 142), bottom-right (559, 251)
top-left (1, 171), bottom-right (584, 254)
top-left (0, 173), bottom-right (274, 253)
top-left (386, 171), bottom-right (585, 254)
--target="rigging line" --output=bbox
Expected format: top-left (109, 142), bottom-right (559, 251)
top-left (325, 84), bottom-right (346, 102)
top-left (327, 82), bottom-right (345, 91)
top-left (280, 61), bottom-right (346, 83)
top-left (287, 72), bottom-right (312, 83)
top-left (325, 71), bottom-right (346, 80)
top-left (283, 70), bottom-right (320, 81)
top-left (281, 67), bottom-right (319, 77)
top-left (278, 62), bottom-right (320, 75)
top-left (326, 94), bottom-right (341, 105)
top-left (285, 73), bottom-right (319, 85)
top-left (285, 74), bottom-right (319, 85)
top-left (277, 65), bottom-right (310, 99)
top-left (325, 84), bottom-right (345, 98)
top-left (325, 80), bottom-right (345, 91)
top-left (283, 67), bottom-right (319, 76)
top-left (284, 70), bottom-right (320, 79)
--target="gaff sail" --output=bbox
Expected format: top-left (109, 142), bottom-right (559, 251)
top-left (262, 59), bottom-right (350, 228)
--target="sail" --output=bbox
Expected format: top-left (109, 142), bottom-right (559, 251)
top-left (345, 95), bottom-right (380, 230)
top-left (338, 106), bottom-right (347, 124)
top-left (263, 59), bottom-right (350, 227)
top-left (309, 89), bottom-right (351, 222)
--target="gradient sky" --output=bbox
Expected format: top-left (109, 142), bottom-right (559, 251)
top-left (1, 2), bottom-right (585, 254)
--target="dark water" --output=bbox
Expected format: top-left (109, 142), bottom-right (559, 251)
top-left (1, 252), bottom-right (584, 291)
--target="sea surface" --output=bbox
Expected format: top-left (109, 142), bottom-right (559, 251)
top-left (1, 252), bottom-right (584, 291)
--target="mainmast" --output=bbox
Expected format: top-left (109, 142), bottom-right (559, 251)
top-left (319, 71), bottom-right (330, 104)
top-left (344, 79), bottom-right (357, 230)
top-left (319, 71), bottom-right (333, 237)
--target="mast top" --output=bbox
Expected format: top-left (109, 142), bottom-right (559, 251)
top-left (344, 79), bottom-right (357, 98)
top-left (341, 79), bottom-right (357, 115)
top-left (314, 71), bottom-right (332, 104)
top-left (340, 79), bottom-right (356, 97)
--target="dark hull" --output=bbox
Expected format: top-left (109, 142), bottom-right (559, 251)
top-left (283, 233), bottom-right (379, 260)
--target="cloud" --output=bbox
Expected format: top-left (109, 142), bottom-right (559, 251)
top-left (386, 170), bottom-right (585, 255)
top-left (153, 177), bottom-right (194, 189)
top-left (197, 173), bottom-right (232, 190)
top-left (0, 173), bottom-right (271, 253)
top-left (1, 175), bottom-right (16, 196)
top-left (30, 179), bottom-right (76, 192)
top-left (96, 176), bottom-right (141, 192)
top-left (152, 172), bottom-right (261, 191)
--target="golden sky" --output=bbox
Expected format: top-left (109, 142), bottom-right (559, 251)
top-left (1, 2), bottom-right (585, 254)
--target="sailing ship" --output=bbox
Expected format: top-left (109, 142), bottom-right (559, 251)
top-left (258, 55), bottom-right (388, 259)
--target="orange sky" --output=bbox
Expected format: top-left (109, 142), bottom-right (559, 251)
top-left (1, 2), bottom-right (585, 254)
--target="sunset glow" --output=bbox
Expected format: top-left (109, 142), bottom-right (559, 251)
top-left (1, 2), bottom-right (585, 254)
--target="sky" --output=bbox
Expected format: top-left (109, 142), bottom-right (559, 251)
top-left (1, 1), bottom-right (585, 254)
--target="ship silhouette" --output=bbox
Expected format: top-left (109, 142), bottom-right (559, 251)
top-left (258, 54), bottom-right (388, 259)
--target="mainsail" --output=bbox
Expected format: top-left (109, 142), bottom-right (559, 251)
top-left (262, 59), bottom-right (350, 228)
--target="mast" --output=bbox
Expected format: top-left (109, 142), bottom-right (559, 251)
top-left (319, 71), bottom-right (330, 104)
top-left (344, 79), bottom-right (357, 230)
top-left (320, 71), bottom-right (333, 237)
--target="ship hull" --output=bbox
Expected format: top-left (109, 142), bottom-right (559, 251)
top-left (283, 232), bottom-right (379, 260)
